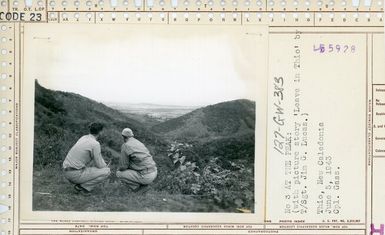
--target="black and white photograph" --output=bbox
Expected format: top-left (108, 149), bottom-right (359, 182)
top-left (23, 24), bottom-right (267, 213)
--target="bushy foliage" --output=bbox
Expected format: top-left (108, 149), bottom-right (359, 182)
top-left (195, 134), bottom-right (255, 166)
top-left (156, 143), bottom-right (255, 212)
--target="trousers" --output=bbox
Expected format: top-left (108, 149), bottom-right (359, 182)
top-left (116, 168), bottom-right (157, 190)
top-left (63, 167), bottom-right (111, 191)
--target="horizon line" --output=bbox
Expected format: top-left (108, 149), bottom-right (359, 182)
top-left (36, 81), bottom-right (255, 107)
top-left (100, 98), bottom-right (255, 108)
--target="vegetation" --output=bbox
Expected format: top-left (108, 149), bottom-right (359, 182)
top-left (34, 81), bottom-right (167, 169)
top-left (151, 99), bottom-right (255, 142)
top-left (156, 142), bottom-right (254, 211)
top-left (33, 81), bottom-right (255, 212)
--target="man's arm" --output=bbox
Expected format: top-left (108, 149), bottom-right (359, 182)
top-left (91, 143), bottom-right (107, 168)
top-left (118, 145), bottom-right (130, 171)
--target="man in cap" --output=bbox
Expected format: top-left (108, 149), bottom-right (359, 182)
top-left (63, 122), bottom-right (111, 195)
top-left (116, 128), bottom-right (157, 192)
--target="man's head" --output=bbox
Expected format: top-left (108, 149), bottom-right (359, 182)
top-left (122, 128), bottom-right (134, 141)
top-left (89, 122), bottom-right (104, 137)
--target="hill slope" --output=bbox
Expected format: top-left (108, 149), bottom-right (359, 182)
top-left (151, 99), bottom-right (255, 141)
top-left (34, 81), bottom-right (166, 168)
top-left (152, 99), bottom-right (256, 166)
top-left (33, 83), bottom-right (255, 212)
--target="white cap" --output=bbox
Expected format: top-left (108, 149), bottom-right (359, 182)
top-left (122, 128), bottom-right (134, 137)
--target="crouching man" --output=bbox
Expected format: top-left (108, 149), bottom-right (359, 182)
top-left (116, 128), bottom-right (157, 192)
top-left (63, 122), bottom-right (111, 195)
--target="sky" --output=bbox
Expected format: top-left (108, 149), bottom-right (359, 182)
top-left (25, 25), bottom-right (260, 106)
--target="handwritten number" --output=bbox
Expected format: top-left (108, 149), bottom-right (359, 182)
top-left (272, 76), bottom-right (285, 155)
top-left (319, 44), bottom-right (325, 53)
top-left (274, 76), bottom-right (284, 86)
top-left (274, 146), bottom-right (284, 155)
top-left (273, 77), bottom-right (284, 101)
top-left (274, 90), bottom-right (283, 101)
top-left (274, 130), bottom-right (284, 139)
top-left (314, 44), bottom-right (356, 53)
top-left (274, 140), bottom-right (283, 149)
top-left (313, 44), bottom-right (325, 53)
top-left (336, 44), bottom-right (340, 52)
top-left (273, 140), bottom-right (284, 154)
top-left (343, 45), bottom-right (348, 53)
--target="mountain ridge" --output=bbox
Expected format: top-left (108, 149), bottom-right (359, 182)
top-left (151, 99), bottom-right (256, 142)
top-left (34, 81), bottom-right (255, 168)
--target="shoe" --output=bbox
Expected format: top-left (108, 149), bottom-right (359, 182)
top-left (74, 184), bottom-right (91, 196)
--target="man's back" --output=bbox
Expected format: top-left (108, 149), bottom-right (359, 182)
top-left (122, 137), bottom-right (156, 170)
top-left (63, 134), bottom-right (100, 169)
top-left (126, 138), bottom-right (150, 154)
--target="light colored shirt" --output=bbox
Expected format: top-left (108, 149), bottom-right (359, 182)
top-left (63, 134), bottom-right (107, 169)
top-left (120, 137), bottom-right (156, 171)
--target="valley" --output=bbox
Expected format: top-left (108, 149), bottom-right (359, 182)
top-left (33, 81), bottom-right (256, 213)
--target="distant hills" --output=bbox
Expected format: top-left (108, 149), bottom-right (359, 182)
top-left (106, 102), bottom-right (199, 127)
top-left (34, 81), bottom-right (255, 168)
top-left (151, 99), bottom-right (255, 142)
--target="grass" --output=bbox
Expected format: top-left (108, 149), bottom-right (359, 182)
top-left (32, 167), bottom-right (229, 212)
top-left (32, 83), bottom-right (254, 213)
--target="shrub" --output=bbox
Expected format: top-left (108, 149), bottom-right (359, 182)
top-left (156, 142), bottom-right (254, 212)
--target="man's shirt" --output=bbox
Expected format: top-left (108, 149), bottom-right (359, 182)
top-left (120, 137), bottom-right (156, 171)
top-left (63, 134), bottom-right (107, 169)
